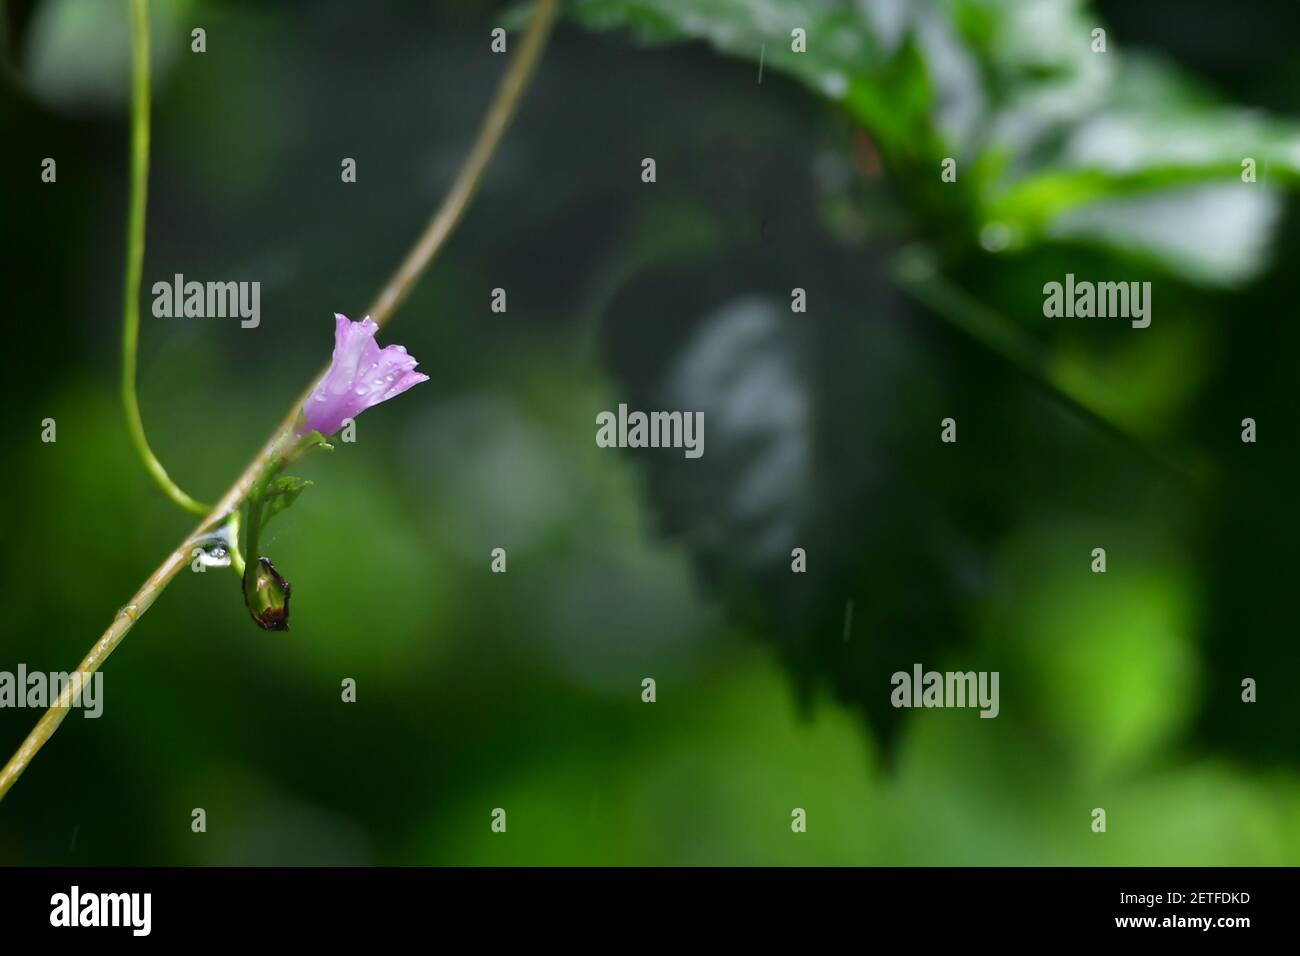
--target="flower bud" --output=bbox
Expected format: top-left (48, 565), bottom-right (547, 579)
top-left (243, 556), bottom-right (291, 631)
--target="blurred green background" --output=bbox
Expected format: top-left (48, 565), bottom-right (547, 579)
top-left (1, 0), bottom-right (1298, 865)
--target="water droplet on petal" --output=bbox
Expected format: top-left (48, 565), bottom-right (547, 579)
top-left (190, 530), bottom-right (234, 569)
top-left (196, 544), bottom-right (232, 568)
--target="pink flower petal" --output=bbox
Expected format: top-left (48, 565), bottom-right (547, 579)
top-left (301, 314), bottom-right (428, 435)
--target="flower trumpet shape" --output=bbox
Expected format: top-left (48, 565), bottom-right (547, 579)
top-left (301, 314), bottom-right (429, 437)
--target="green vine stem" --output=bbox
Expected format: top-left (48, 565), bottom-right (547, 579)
top-left (0, 0), bottom-right (559, 803)
top-left (122, 0), bottom-right (210, 515)
top-left (225, 509), bottom-right (246, 578)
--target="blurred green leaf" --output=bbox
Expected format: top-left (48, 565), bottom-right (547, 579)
top-left (565, 0), bottom-right (938, 159)
top-left (982, 57), bottom-right (1300, 280)
top-left (21, 0), bottom-right (187, 113)
top-left (259, 475), bottom-right (312, 533)
top-left (566, 0), bottom-right (1300, 282)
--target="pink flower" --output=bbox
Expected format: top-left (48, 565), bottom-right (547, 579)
top-left (300, 314), bottom-right (429, 436)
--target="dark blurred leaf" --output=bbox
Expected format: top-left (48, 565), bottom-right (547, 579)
top-left (598, 248), bottom-right (999, 750)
